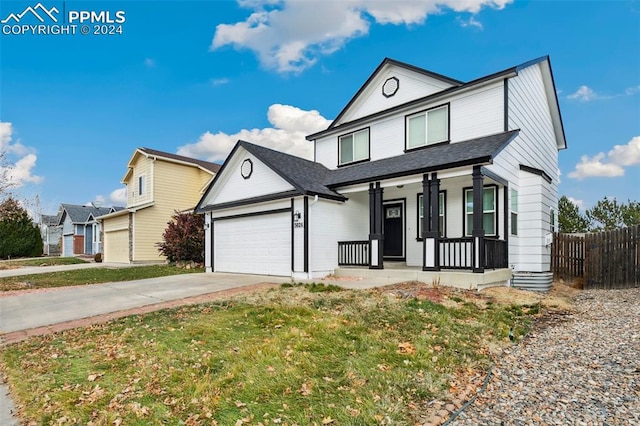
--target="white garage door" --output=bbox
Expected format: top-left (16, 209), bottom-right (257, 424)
top-left (215, 212), bottom-right (291, 276)
top-left (104, 230), bottom-right (129, 263)
top-left (62, 235), bottom-right (73, 257)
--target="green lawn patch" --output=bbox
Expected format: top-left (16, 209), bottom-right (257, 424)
top-left (0, 265), bottom-right (202, 292)
top-left (0, 285), bottom-right (536, 425)
top-left (0, 257), bottom-right (88, 269)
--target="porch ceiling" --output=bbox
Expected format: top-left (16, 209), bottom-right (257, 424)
top-left (326, 130), bottom-right (519, 188)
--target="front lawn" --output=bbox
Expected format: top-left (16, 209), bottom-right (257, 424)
top-left (0, 265), bottom-right (202, 292)
top-left (0, 283), bottom-right (538, 425)
top-left (0, 257), bottom-right (88, 269)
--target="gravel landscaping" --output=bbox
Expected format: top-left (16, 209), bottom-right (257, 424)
top-left (446, 287), bottom-right (640, 426)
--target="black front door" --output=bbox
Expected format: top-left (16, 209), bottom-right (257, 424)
top-left (383, 203), bottom-right (403, 258)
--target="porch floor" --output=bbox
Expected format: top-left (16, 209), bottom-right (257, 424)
top-left (335, 262), bottom-right (512, 291)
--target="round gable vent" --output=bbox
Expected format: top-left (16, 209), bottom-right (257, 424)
top-left (382, 76), bottom-right (399, 98)
top-left (240, 159), bottom-right (253, 179)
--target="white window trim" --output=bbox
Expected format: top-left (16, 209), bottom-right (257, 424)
top-left (338, 128), bottom-right (370, 166)
top-left (418, 192), bottom-right (445, 239)
top-left (138, 175), bottom-right (146, 196)
top-left (406, 104), bottom-right (449, 150)
top-left (464, 186), bottom-right (497, 237)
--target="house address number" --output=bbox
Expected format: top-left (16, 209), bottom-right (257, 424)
top-left (294, 222), bottom-right (304, 228)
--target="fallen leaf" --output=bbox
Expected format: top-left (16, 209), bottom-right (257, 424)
top-left (322, 417), bottom-right (335, 424)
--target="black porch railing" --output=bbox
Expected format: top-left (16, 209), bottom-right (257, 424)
top-left (484, 238), bottom-right (508, 269)
top-left (338, 238), bottom-right (508, 270)
top-left (440, 237), bottom-right (474, 269)
top-left (338, 241), bottom-right (369, 266)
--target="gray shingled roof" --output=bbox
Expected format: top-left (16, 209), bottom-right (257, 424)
top-left (139, 147), bottom-right (221, 173)
top-left (238, 141), bottom-right (344, 200)
top-left (224, 130), bottom-right (518, 204)
top-left (59, 204), bottom-right (120, 224)
top-left (325, 130), bottom-right (519, 187)
top-left (41, 214), bottom-right (60, 226)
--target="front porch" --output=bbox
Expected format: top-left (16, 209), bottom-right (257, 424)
top-left (334, 164), bottom-right (511, 278)
top-left (334, 263), bottom-right (512, 290)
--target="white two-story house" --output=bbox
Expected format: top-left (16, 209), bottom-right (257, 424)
top-left (195, 56), bottom-right (566, 290)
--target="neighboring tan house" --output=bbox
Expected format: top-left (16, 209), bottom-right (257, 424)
top-left (40, 213), bottom-right (62, 256)
top-left (196, 56), bottom-right (566, 291)
top-left (99, 148), bottom-right (220, 263)
top-left (57, 204), bottom-right (123, 257)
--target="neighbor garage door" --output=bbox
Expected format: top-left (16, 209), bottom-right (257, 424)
top-left (62, 235), bottom-right (73, 257)
top-left (104, 230), bottom-right (129, 263)
top-left (214, 212), bottom-right (291, 276)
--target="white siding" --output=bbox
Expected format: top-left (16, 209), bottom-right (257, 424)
top-left (314, 81), bottom-right (505, 169)
top-left (341, 66), bottom-right (454, 124)
top-left (202, 151), bottom-right (295, 206)
top-left (449, 82), bottom-right (504, 142)
top-left (487, 63), bottom-right (559, 273)
top-left (292, 197), bottom-right (305, 273)
top-left (308, 193), bottom-right (368, 277)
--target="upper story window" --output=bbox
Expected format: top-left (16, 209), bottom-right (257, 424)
top-left (339, 128), bottom-right (369, 166)
top-left (406, 104), bottom-right (449, 150)
top-left (138, 175), bottom-right (146, 196)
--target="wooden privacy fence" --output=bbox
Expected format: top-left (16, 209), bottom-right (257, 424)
top-left (552, 225), bottom-right (640, 289)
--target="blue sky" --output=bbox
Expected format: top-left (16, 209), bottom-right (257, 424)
top-left (1, 0), bottom-right (638, 216)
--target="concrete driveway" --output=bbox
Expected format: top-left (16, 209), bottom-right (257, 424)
top-left (0, 272), bottom-right (290, 335)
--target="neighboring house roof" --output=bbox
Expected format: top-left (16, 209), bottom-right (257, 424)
top-left (58, 204), bottom-right (122, 225)
top-left (197, 130), bottom-right (519, 212)
top-left (308, 56), bottom-right (566, 151)
top-left (41, 214), bottom-right (60, 226)
top-left (325, 130), bottom-right (520, 187)
top-left (122, 147), bottom-right (221, 183)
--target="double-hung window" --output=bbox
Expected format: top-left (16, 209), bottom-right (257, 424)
top-left (465, 187), bottom-right (497, 236)
top-left (406, 104), bottom-right (449, 150)
top-left (339, 128), bottom-right (369, 165)
top-left (417, 192), bottom-right (445, 238)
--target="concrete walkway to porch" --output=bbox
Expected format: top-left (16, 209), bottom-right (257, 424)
top-left (335, 262), bottom-right (512, 290)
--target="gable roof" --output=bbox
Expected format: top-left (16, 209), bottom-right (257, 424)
top-left (328, 57), bottom-right (463, 131)
top-left (41, 214), bottom-right (60, 226)
top-left (58, 204), bottom-right (120, 225)
top-left (197, 130), bottom-right (519, 212)
top-left (196, 142), bottom-right (345, 212)
top-left (308, 56), bottom-right (566, 151)
top-left (138, 147), bottom-right (221, 173)
top-left (123, 147), bottom-right (221, 183)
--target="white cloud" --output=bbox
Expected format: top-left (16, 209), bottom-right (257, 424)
top-left (568, 136), bottom-right (639, 180)
top-left (144, 58), bottom-right (156, 68)
top-left (211, 0), bottom-right (512, 73)
top-left (457, 15), bottom-right (483, 29)
top-left (0, 121), bottom-right (43, 188)
top-left (177, 103), bottom-right (331, 162)
top-left (568, 84), bottom-right (640, 102)
top-left (211, 78), bottom-right (230, 86)
top-left (568, 153), bottom-right (624, 180)
top-left (109, 187), bottom-right (127, 205)
top-left (5, 154), bottom-right (44, 186)
top-left (625, 85), bottom-right (640, 95)
top-left (567, 85), bottom-right (600, 102)
top-left (567, 197), bottom-right (584, 209)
